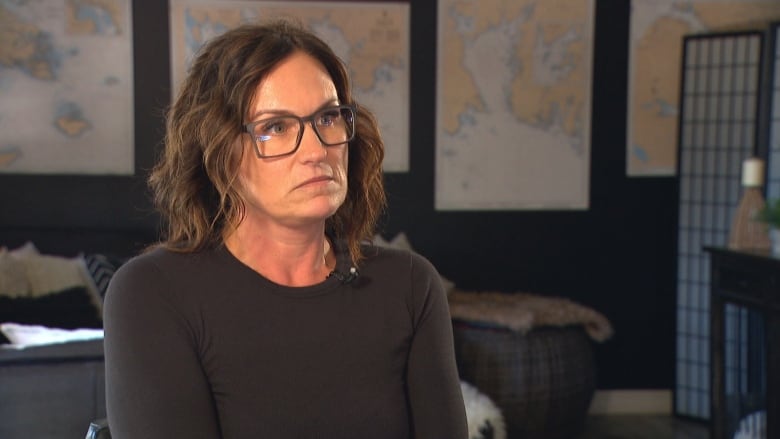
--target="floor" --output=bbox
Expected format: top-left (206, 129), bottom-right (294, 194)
top-left (578, 415), bottom-right (710, 439)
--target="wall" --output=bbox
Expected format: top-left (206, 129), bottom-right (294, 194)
top-left (0, 0), bottom-right (678, 391)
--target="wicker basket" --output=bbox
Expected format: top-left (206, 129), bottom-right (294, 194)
top-left (453, 323), bottom-right (596, 439)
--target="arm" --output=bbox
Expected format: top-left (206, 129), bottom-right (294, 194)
top-left (405, 254), bottom-right (468, 439)
top-left (103, 256), bottom-right (221, 439)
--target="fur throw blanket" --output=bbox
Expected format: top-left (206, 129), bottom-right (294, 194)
top-left (460, 380), bottom-right (506, 439)
top-left (448, 289), bottom-right (614, 342)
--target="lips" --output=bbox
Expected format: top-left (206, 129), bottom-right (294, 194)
top-left (296, 175), bottom-right (333, 188)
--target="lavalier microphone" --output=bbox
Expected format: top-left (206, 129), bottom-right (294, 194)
top-left (329, 266), bottom-right (359, 284)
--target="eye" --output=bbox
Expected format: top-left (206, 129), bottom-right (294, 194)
top-left (316, 109), bottom-right (341, 127)
top-left (254, 117), bottom-right (297, 141)
top-left (262, 120), bottom-right (289, 135)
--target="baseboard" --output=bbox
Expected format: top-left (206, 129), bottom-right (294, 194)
top-left (588, 389), bottom-right (672, 415)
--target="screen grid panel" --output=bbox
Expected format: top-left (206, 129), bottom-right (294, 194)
top-left (676, 32), bottom-right (763, 420)
top-left (766, 23), bottom-right (780, 202)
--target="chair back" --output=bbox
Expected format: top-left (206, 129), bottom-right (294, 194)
top-left (85, 418), bottom-right (111, 439)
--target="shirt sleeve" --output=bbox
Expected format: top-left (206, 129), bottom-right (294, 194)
top-left (405, 253), bottom-right (468, 439)
top-left (103, 255), bottom-right (221, 439)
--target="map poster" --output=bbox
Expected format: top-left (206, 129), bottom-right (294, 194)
top-left (169, 0), bottom-right (410, 172)
top-left (627, 0), bottom-right (780, 176)
top-left (436, 0), bottom-right (593, 211)
top-left (0, 0), bottom-right (134, 175)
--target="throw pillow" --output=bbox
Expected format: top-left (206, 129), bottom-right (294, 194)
top-left (0, 241), bottom-right (41, 298)
top-left (23, 253), bottom-right (90, 297)
top-left (15, 251), bottom-right (103, 315)
top-left (83, 253), bottom-right (120, 299)
top-left (9, 241), bottom-right (40, 258)
top-left (0, 244), bottom-right (106, 344)
top-left (0, 250), bottom-right (31, 298)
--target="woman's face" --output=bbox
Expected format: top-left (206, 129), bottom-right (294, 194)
top-left (236, 51), bottom-right (348, 230)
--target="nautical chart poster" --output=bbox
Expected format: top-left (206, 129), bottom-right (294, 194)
top-left (0, 0), bottom-right (134, 175)
top-left (435, 0), bottom-right (593, 210)
top-left (627, 0), bottom-right (780, 176)
top-left (169, 0), bottom-right (411, 172)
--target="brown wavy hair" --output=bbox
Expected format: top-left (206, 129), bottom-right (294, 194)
top-left (148, 20), bottom-right (386, 264)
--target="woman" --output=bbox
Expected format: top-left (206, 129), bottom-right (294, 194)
top-left (103, 20), bottom-right (467, 439)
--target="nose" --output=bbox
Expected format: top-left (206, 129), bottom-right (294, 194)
top-left (297, 122), bottom-right (327, 160)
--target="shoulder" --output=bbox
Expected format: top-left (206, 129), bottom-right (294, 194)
top-left (105, 248), bottom-right (172, 304)
top-left (360, 244), bottom-right (451, 328)
top-left (359, 243), bottom-right (444, 306)
top-left (106, 247), bottom-right (218, 307)
top-left (103, 249), bottom-right (211, 353)
top-left (113, 246), bottom-right (222, 281)
top-left (361, 243), bottom-right (438, 277)
top-left (111, 247), bottom-right (182, 284)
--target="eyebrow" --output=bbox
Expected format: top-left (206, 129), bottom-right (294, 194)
top-left (248, 99), bottom-right (341, 121)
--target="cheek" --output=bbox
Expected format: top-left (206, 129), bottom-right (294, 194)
top-left (332, 158), bottom-right (348, 194)
top-left (338, 147), bottom-right (349, 179)
top-left (235, 146), bottom-right (271, 201)
top-left (337, 151), bottom-right (350, 204)
top-left (235, 145), bottom-right (255, 189)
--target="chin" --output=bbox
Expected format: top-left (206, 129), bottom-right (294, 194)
top-left (303, 199), bottom-right (342, 220)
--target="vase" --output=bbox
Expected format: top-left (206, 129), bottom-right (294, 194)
top-left (728, 158), bottom-right (771, 251)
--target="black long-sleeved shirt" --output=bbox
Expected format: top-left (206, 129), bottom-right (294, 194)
top-left (103, 243), bottom-right (467, 439)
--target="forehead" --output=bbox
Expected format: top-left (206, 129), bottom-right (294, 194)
top-left (250, 51), bottom-right (338, 110)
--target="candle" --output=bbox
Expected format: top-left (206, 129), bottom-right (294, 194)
top-left (742, 157), bottom-right (765, 187)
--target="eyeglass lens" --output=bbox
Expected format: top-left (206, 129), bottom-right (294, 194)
top-left (249, 106), bottom-right (354, 157)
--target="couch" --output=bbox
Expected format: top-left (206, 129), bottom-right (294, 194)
top-left (0, 242), bottom-right (122, 439)
top-left (0, 339), bottom-right (106, 439)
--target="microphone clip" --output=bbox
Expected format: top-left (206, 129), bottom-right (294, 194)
top-left (329, 266), bottom-right (359, 284)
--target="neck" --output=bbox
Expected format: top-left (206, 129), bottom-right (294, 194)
top-left (224, 225), bottom-right (333, 286)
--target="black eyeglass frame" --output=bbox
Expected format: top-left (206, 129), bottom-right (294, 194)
top-left (243, 104), bottom-right (357, 158)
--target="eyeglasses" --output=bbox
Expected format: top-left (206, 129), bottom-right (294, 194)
top-left (243, 104), bottom-right (356, 158)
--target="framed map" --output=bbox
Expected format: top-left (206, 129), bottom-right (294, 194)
top-left (435, 0), bottom-right (593, 210)
top-left (627, 0), bottom-right (780, 176)
top-left (0, 0), bottom-right (134, 175)
top-left (169, 0), bottom-right (410, 172)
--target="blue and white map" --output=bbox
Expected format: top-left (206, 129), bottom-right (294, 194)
top-left (627, 0), bottom-right (780, 176)
top-left (0, 0), bottom-right (134, 175)
top-left (436, 0), bottom-right (593, 210)
top-left (170, 0), bottom-right (410, 172)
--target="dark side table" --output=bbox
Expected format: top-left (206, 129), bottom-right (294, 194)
top-left (705, 247), bottom-right (779, 439)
